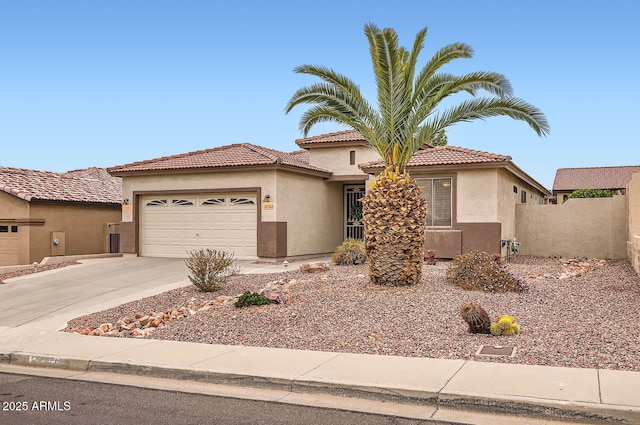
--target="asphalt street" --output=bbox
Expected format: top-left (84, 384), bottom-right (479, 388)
top-left (0, 372), bottom-right (464, 425)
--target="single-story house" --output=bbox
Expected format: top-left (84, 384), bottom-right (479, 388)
top-left (0, 167), bottom-right (122, 266)
top-left (552, 165), bottom-right (640, 203)
top-left (109, 130), bottom-right (549, 260)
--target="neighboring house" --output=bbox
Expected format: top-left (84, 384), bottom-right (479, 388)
top-left (109, 130), bottom-right (549, 260)
top-left (0, 167), bottom-right (122, 266)
top-left (552, 165), bottom-right (640, 203)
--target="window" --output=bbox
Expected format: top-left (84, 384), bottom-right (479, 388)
top-left (202, 198), bottom-right (225, 206)
top-left (11, 226), bottom-right (18, 233)
top-left (513, 185), bottom-right (518, 193)
top-left (172, 199), bottom-right (194, 206)
top-left (146, 199), bottom-right (167, 207)
top-left (521, 190), bottom-right (527, 204)
top-left (0, 226), bottom-right (7, 233)
top-left (349, 150), bottom-right (356, 165)
top-left (230, 198), bottom-right (255, 205)
top-left (417, 178), bottom-right (452, 227)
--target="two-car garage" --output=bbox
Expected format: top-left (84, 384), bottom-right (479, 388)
top-left (139, 193), bottom-right (257, 259)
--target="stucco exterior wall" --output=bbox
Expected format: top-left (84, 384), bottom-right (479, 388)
top-left (308, 146), bottom-right (380, 176)
top-left (456, 169), bottom-right (498, 223)
top-left (29, 203), bottom-right (121, 263)
top-left (627, 174), bottom-right (640, 275)
top-left (275, 171), bottom-right (343, 256)
top-left (120, 169), bottom-right (343, 258)
top-left (496, 169), bottom-right (546, 241)
top-left (121, 170), bottom-right (277, 222)
top-left (0, 192), bottom-right (31, 265)
top-left (516, 196), bottom-right (627, 259)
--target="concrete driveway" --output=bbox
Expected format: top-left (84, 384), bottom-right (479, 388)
top-left (0, 255), bottom-right (305, 329)
top-left (0, 256), bottom-right (190, 328)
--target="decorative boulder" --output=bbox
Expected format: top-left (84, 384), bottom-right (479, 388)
top-left (299, 262), bottom-right (330, 273)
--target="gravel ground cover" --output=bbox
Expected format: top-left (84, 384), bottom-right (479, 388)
top-left (0, 262), bottom-right (78, 284)
top-left (65, 256), bottom-right (640, 371)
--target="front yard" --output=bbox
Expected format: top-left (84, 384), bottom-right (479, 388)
top-left (66, 256), bottom-right (640, 371)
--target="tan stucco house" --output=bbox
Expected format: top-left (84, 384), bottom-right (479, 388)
top-left (552, 165), bottom-right (640, 203)
top-left (109, 130), bottom-right (549, 260)
top-left (0, 167), bottom-right (122, 266)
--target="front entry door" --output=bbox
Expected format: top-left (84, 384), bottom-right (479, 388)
top-left (344, 185), bottom-right (365, 239)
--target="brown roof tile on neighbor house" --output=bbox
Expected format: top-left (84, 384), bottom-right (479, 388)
top-left (108, 143), bottom-right (330, 175)
top-left (0, 166), bottom-right (122, 204)
top-left (552, 166), bottom-right (640, 192)
top-left (359, 145), bottom-right (511, 170)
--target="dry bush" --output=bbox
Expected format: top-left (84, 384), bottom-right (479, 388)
top-left (185, 248), bottom-right (239, 292)
top-left (446, 250), bottom-right (527, 293)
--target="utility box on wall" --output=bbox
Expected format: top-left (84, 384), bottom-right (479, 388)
top-left (50, 231), bottom-right (65, 256)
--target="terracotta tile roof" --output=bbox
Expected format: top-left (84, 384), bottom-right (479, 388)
top-left (108, 143), bottom-right (330, 175)
top-left (295, 130), bottom-right (436, 150)
top-left (553, 166), bottom-right (640, 192)
top-left (0, 166), bottom-right (122, 204)
top-left (295, 130), bottom-right (368, 147)
top-left (359, 145), bottom-right (511, 169)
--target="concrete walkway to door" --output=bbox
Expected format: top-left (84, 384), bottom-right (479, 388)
top-left (0, 256), bottom-right (302, 329)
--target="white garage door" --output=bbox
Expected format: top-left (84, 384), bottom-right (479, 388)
top-left (140, 193), bottom-right (257, 259)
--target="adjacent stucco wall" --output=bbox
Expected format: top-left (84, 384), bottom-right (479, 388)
top-left (516, 195), bottom-right (627, 259)
top-left (275, 171), bottom-right (343, 256)
top-left (308, 145), bottom-right (380, 176)
top-left (0, 192), bottom-right (31, 265)
top-left (627, 174), bottom-right (640, 275)
top-left (29, 203), bottom-right (121, 263)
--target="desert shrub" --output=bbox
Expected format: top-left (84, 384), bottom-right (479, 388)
top-left (446, 250), bottom-right (527, 293)
top-left (185, 248), bottom-right (239, 292)
top-left (332, 238), bottom-right (367, 265)
top-left (234, 291), bottom-right (271, 307)
top-left (566, 189), bottom-right (614, 201)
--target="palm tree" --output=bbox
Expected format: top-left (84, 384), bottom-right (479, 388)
top-left (285, 23), bottom-right (549, 286)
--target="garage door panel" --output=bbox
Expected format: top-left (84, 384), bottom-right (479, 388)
top-left (140, 193), bottom-right (257, 259)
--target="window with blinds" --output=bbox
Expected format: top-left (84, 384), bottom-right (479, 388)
top-left (416, 178), bottom-right (452, 227)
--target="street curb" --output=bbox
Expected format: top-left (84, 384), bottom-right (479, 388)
top-left (438, 391), bottom-right (640, 424)
top-left (3, 351), bottom-right (638, 424)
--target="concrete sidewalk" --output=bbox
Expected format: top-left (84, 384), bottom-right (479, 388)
top-left (1, 257), bottom-right (639, 424)
top-left (1, 323), bottom-right (639, 424)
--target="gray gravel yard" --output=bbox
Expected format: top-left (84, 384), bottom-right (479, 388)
top-left (65, 256), bottom-right (640, 371)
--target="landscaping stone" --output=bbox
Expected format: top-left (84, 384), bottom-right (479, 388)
top-left (254, 277), bottom-right (298, 304)
top-left (299, 262), bottom-right (330, 273)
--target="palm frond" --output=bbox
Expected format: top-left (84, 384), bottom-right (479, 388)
top-left (427, 97), bottom-right (550, 137)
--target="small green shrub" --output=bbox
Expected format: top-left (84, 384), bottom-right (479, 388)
top-left (332, 238), bottom-right (367, 265)
top-left (446, 250), bottom-right (527, 293)
top-left (234, 291), bottom-right (271, 307)
top-left (566, 189), bottom-right (614, 201)
top-left (185, 248), bottom-right (239, 292)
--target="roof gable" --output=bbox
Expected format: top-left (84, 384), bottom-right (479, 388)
top-left (0, 166), bottom-right (122, 205)
top-left (295, 130), bottom-right (367, 147)
top-left (553, 166), bottom-right (640, 192)
top-left (359, 145), bottom-right (511, 169)
top-left (108, 143), bottom-right (330, 175)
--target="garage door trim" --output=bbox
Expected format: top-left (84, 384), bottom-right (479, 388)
top-left (133, 187), bottom-right (261, 258)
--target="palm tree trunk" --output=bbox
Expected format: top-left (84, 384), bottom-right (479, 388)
top-left (362, 170), bottom-right (427, 285)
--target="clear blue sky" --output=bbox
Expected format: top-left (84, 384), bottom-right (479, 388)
top-left (1, 1), bottom-right (638, 188)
